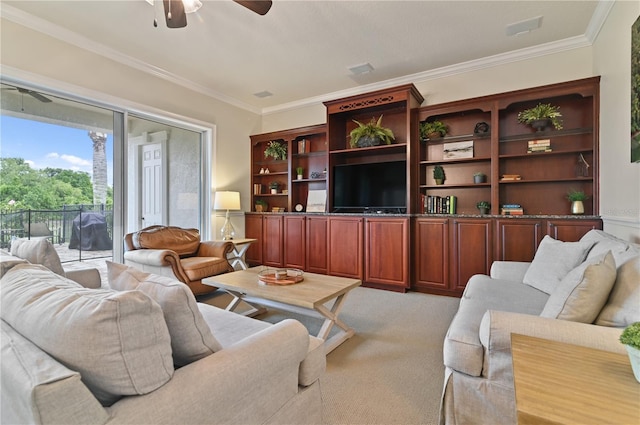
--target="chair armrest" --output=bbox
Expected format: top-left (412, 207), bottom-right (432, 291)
top-left (197, 241), bottom-right (234, 258)
top-left (107, 319), bottom-right (310, 424)
top-left (64, 267), bottom-right (102, 289)
top-left (478, 310), bottom-right (624, 383)
top-left (123, 249), bottom-right (181, 267)
top-left (489, 261), bottom-right (530, 281)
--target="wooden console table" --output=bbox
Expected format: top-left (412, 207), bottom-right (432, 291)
top-left (511, 333), bottom-right (640, 425)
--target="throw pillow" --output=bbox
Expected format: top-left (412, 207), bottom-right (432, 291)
top-left (10, 237), bottom-right (65, 276)
top-left (523, 235), bottom-right (595, 294)
top-left (1, 264), bottom-right (174, 406)
top-left (540, 251), bottom-right (616, 323)
top-left (107, 261), bottom-right (222, 366)
top-left (595, 255), bottom-right (640, 327)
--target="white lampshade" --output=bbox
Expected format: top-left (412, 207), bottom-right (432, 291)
top-left (214, 191), bottom-right (241, 211)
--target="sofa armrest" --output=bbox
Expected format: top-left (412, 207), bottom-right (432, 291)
top-left (64, 267), bottom-right (102, 289)
top-left (196, 240), bottom-right (234, 258)
top-left (489, 261), bottom-right (530, 281)
top-left (107, 319), bottom-right (311, 425)
top-left (478, 310), bottom-right (624, 384)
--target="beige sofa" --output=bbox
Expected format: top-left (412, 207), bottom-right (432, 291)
top-left (440, 230), bottom-right (640, 425)
top-left (1, 253), bottom-right (326, 424)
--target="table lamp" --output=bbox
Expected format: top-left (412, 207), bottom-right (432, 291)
top-left (214, 191), bottom-right (241, 240)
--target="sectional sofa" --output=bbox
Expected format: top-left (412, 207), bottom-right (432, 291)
top-left (440, 230), bottom-right (640, 424)
top-left (1, 238), bottom-right (326, 425)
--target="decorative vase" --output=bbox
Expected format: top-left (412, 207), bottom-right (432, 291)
top-left (435, 178), bottom-right (444, 185)
top-left (625, 345), bottom-right (640, 383)
top-left (270, 188), bottom-right (277, 194)
top-left (571, 200), bottom-right (584, 214)
top-left (428, 132), bottom-right (442, 140)
top-left (297, 174), bottom-right (303, 180)
top-left (478, 207), bottom-right (489, 215)
top-left (474, 175), bottom-right (486, 184)
top-left (531, 118), bottom-right (551, 132)
top-left (356, 136), bottom-right (383, 148)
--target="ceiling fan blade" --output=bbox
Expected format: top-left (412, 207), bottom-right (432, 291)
top-left (28, 91), bottom-right (52, 103)
top-left (163, 0), bottom-right (187, 28)
top-left (234, 0), bottom-right (272, 16)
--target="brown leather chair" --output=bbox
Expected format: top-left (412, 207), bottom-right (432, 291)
top-left (123, 225), bottom-right (234, 295)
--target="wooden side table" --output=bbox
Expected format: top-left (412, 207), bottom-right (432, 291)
top-left (220, 238), bottom-right (256, 270)
top-left (511, 333), bottom-right (640, 425)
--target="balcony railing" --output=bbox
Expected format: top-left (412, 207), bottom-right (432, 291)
top-left (0, 204), bottom-right (113, 263)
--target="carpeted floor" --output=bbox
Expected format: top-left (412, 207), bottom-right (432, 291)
top-left (204, 286), bottom-right (460, 425)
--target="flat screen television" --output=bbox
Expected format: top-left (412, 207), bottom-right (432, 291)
top-left (333, 160), bottom-right (407, 212)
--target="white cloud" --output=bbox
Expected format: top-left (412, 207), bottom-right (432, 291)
top-left (60, 154), bottom-right (91, 167)
top-left (46, 152), bottom-right (60, 159)
top-left (25, 159), bottom-right (35, 167)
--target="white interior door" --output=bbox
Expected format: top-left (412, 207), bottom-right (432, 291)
top-left (141, 142), bottom-right (164, 227)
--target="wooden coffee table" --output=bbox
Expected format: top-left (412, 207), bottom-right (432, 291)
top-left (202, 267), bottom-right (361, 353)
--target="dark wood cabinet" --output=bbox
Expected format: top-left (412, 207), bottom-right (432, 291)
top-left (306, 216), bottom-right (328, 274)
top-left (546, 219), bottom-right (602, 242)
top-left (284, 215), bottom-right (306, 269)
top-left (327, 216), bottom-right (363, 279)
top-left (495, 218), bottom-right (544, 262)
top-left (364, 217), bottom-right (409, 291)
top-left (262, 214), bottom-right (284, 267)
top-left (414, 218), bottom-right (450, 293)
top-left (245, 214), bottom-right (263, 266)
top-left (451, 218), bottom-right (493, 293)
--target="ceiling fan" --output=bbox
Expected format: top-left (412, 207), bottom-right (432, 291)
top-left (2, 87), bottom-right (52, 103)
top-left (148, 0), bottom-right (272, 29)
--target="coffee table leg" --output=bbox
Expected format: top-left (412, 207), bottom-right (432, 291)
top-left (315, 293), bottom-right (355, 353)
top-left (223, 289), bottom-right (266, 317)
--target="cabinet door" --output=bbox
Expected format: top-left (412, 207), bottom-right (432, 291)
top-left (244, 215), bottom-right (263, 266)
top-left (414, 218), bottom-right (449, 292)
top-left (327, 216), bottom-right (363, 279)
top-left (306, 216), bottom-right (328, 274)
top-left (546, 219), bottom-right (602, 242)
top-left (496, 219), bottom-right (544, 262)
top-left (284, 215), bottom-right (306, 269)
top-left (364, 217), bottom-right (409, 289)
top-left (262, 215), bottom-right (284, 267)
top-left (451, 218), bottom-right (493, 293)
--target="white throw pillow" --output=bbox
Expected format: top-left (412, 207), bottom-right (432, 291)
top-left (595, 256), bottom-right (640, 327)
top-left (10, 237), bottom-right (65, 276)
top-left (107, 261), bottom-right (222, 366)
top-left (1, 264), bottom-right (174, 406)
top-left (540, 251), bottom-right (617, 323)
top-left (523, 235), bottom-right (595, 294)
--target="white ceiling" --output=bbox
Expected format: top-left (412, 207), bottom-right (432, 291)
top-left (1, 0), bottom-right (609, 115)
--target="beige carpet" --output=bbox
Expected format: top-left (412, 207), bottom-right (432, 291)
top-left (203, 286), bottom-right (460, 425)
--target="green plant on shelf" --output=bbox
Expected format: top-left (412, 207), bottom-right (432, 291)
top-left (433, 165), bottom-right (445, 183)
top-left (420, 120), bottom-right (448, 140)
top-left (566, 188), bottom-right (589, 201)
top-left (296, 167), bottom-right (304, 175)
top-left (349, 115), bottom-right (395, 148)
top-left (269, 181), bottom-right (280, 190)
top-left (264, 140), bottom-right (287, 161)
top-left (517, 103), bottom-right (563, 131)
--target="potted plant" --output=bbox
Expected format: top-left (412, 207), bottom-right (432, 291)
top-left (566, 188), bottom-right (589, 214)
top-left (473, 172), bottom-right (486, 184)
top-left (269, 181), bottom-right (280, 194)
top-left (349, 115), bottom-right (395, 148)
top-left (476, 201), bottom-right (490, 215)
top-left (264, 140), bottom-right (287, 161)
top-left (296, 167), bottom-right (304, 180)
top-left (620, 322), bottom-right (640, 383)
top-left (433, 165), bottom-right (445, 185)
top-left (420, 120), bottom-right (448, 140)
top-left (517, 103), bottom-right (563, 132)
top-left (255, 199), bottom-right (268, 212)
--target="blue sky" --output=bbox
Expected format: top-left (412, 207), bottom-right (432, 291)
top-left (1, 115), bottom-right (114, 185)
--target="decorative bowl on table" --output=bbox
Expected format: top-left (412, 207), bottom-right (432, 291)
top-left (258, 268), bottom-right (304, 286)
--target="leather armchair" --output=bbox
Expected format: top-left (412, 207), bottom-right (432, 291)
top-left (123, 225), bottom-right (234, 295)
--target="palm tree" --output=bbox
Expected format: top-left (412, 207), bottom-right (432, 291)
top-left (89, 131), bottom-right (107, 205)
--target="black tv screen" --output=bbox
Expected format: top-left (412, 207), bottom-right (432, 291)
top-left (333, 161), bottom-right (407, 212)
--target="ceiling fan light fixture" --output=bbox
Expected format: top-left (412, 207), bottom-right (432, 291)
top-left (182, 0), bottom-right (202, 13)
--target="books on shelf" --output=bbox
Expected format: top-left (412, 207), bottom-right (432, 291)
top-left (422, 194), bottom-right (457, 214)
top-left (501, 204), bottom-right (524, 215)
top-left (527, 139), bottom-right (552, 153)
top-left (500, 174), bottom-right (522, 181)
